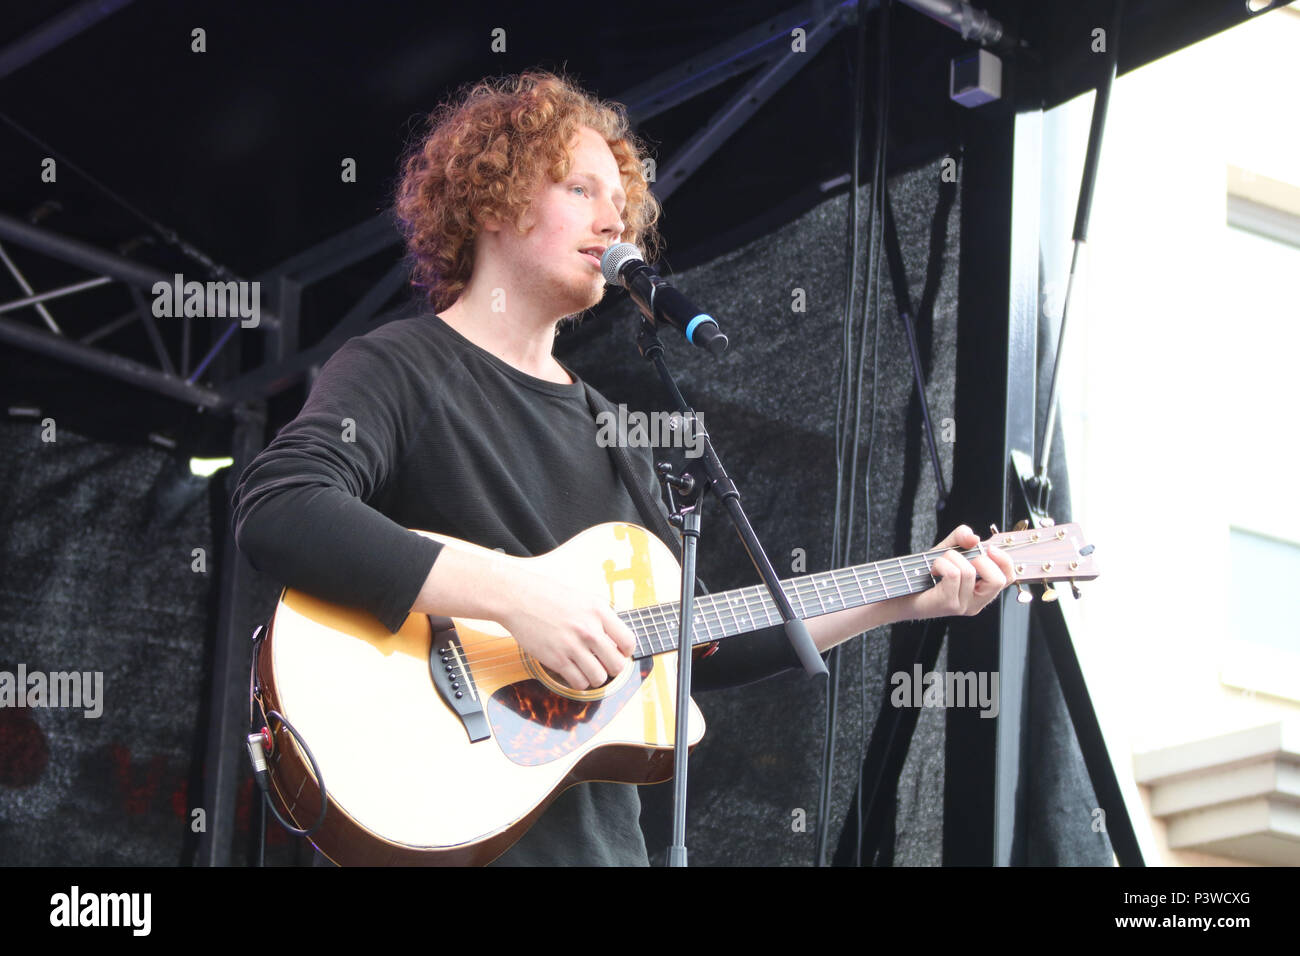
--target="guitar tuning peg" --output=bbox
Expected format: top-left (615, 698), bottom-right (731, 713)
top-left (1070, 580), bottom-right (1082, 599)
top-left (989, 523), bottom-right (1000, 536)
top-left (1016, 582), bottom-right (1033, 604)
top-left (1013, 519), bottom-right (1029, 532)
top-left (1041, 582), bottom-right (1058, 603)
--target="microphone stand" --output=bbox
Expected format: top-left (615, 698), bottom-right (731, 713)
top-left (659, 452), bottom-right (702, 869)
top-left (633, 319), bottom-right (827, 867)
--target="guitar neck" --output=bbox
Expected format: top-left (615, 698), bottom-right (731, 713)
top-left (622, 546), bottom-right (973, 659)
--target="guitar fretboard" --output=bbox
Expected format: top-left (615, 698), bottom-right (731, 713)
top-left (621, 546), bottom-right (982, 658)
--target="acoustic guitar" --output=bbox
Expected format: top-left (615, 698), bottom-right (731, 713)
top-left (252, 520), bottom-right (1097, 865)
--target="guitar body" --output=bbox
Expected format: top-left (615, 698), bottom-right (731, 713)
top-left (255, 522), bottom-right (706, 866)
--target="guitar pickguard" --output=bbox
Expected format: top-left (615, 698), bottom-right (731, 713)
top-left (487, 660), bottom-right (654, 767)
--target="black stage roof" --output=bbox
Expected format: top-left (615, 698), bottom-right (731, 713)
top-left (0, 0), bottom-right (1281, 448)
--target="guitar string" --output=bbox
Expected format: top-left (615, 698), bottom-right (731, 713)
top-left (441, 538), bottom-right (1072, 678)
top-left (447, 537), bottom-right (1069, 675)
top-left (447, 547), bottom-right (962, 674)
top-left (452, 567), bottom-right (1065, 678)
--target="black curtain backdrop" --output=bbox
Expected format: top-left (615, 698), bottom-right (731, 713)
top-left (0, 419), bottom-right (211, 864)
top-left (0, 419), bottom-right (302, 866)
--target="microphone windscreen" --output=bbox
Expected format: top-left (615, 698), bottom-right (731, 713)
top-left (600, 242), bottom-right (644, 285)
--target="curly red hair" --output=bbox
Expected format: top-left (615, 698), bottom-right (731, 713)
top-left (394, 70), bottom-right (662, 313)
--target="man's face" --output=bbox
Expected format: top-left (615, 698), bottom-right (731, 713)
top-left (492, 125), bottom-right (627, 320)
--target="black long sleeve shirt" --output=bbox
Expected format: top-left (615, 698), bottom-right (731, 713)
top-left (231, 312), bottom-right (798, 865)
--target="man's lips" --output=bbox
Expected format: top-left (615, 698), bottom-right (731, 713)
top-left (579, 251), bottom-right (602, 269)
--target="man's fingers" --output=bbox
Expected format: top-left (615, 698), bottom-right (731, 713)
top-left (932, 549), bottom-right (980, 610)
top-left (923, 533), bottom-right (1016, 617)
top-left (971, 550), bottom-right (1008, 593)
top-left (947, 548), bottom-right (976, 594)
top-left (553, 657), bottom-right (592, 690)
top-left (572, 649), bottom-right (609, 689)
top-left (940, 524), bottom-right (979, 550)
top-left (986, 544), bottom-right (1015, 582)
top-left (589, 639), bottom-right (626, 680)
top-left (942, 525), bottom-right (964, 548)
top-left (601, 606), bottom-right (637, 657)
top-left (580, 612), bottom-right (632, 678)
top-left (931, 553), bottom-right (957, 585)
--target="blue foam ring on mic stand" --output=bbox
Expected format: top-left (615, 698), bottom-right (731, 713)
top-left (685, 314), bottom-right (717, 344)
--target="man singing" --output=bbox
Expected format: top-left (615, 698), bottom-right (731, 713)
top-left (231, 70), bottom-right (1013, 865)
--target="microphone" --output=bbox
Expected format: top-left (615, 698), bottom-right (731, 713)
top-left (600, 243), bottom-right (729, 356)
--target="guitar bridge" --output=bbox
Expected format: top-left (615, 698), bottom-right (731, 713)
top-left (428, 616), bottom-right (490, 743)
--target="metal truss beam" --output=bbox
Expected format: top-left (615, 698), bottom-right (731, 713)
top-left (0, 310), bottom-right (222, 407)
top-left (618, 0), bottom-right (845, 122)
top-left (624, 0), bottom-right (853, 203)
top-left (261, 213), bottom-right (400, 286)
top-left (0, 240), bottom-right (62, 332)
top-left (0, 212), bottom-right (283, 331)
top-left (0, 0), bottom-right (137, 82)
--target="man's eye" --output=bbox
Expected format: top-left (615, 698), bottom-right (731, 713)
top-left (571, 185), bottom-right (587, 196)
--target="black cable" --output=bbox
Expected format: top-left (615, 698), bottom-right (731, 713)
top-left (254, 709), bottom-right (328, 841)
top-left (816, 0), bottom-right (872, 869)
top-left (817, 0), bottom-right (872, 868)
top-left (852, 0), bottom-right (890, 868)
top-left (856, 189), bottom-right (888, 865)
top-left (882, 191), bottom-right (949, 507)
top-left (816, 0), bottom-right (892, 867)
top-left (255, 778), bottom-right (266, 868)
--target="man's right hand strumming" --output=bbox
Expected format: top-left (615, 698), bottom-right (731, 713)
top-left (410, 547), bottom-right (635, 691)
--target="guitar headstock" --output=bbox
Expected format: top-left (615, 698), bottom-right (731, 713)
top-left (985, 521), bottom-right (1098, 603)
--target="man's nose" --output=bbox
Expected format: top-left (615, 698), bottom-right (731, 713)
top-left (598, 199), bottom-right (623, 236)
